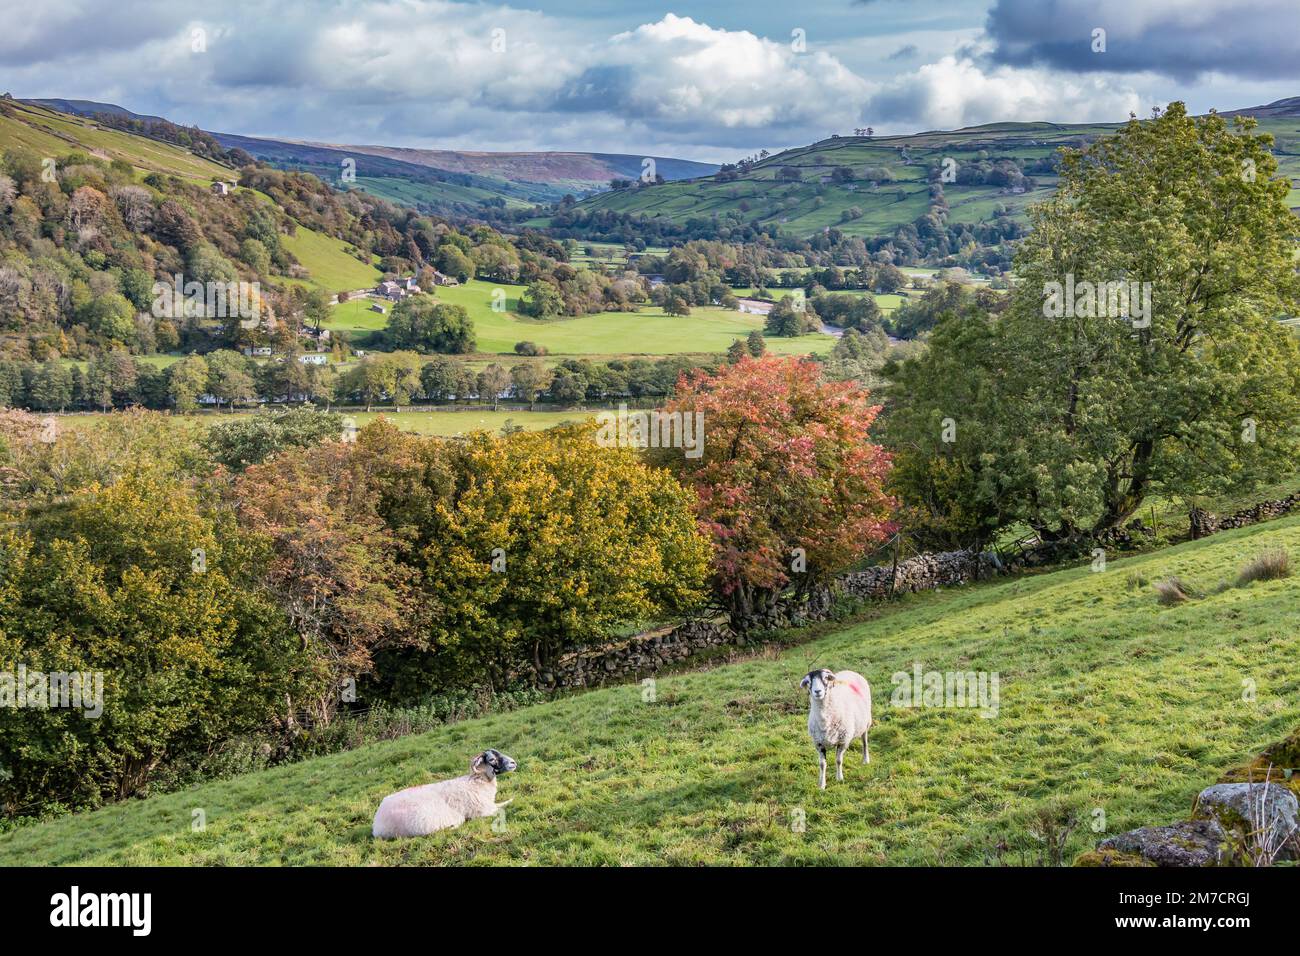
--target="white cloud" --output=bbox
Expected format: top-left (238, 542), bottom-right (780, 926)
top-left (865, 51), bottom-right (1144, 131)
top-left (597, 14), bottom-right (870, 131)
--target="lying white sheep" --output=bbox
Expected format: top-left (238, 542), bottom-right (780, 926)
top-left (372, 749), bottom-right (518, 839)
top-left (800, 668), bottom-right (872, 789)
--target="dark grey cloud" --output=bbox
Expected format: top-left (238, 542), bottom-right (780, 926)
top-left (888, 44), bottom-right (918, 61)
top-left (555, 66), bottom-right (639, 114)
top-left (985, 0), bottom-right (1300, 82)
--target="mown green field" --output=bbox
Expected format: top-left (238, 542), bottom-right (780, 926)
top-left (329, 280), bottom-right (833, 356)
top-left (5, 515), bottom-right (1296, 865)
top-left (56, 407), bottom-right (591, 438)
top-left (324, 298), bottom-right (391, 340)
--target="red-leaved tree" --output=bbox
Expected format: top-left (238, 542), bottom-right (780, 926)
top-left (659, 355), bottom-right (894, 628)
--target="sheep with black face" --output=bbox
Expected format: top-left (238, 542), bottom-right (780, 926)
top-left (372, 749), bottom-right (518, 838)
top-left (800, 669), bottom-right (872, 789)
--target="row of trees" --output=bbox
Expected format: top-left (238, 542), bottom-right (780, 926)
top-left (0, 348), bottom-right (733, 414)
top-left (0, 349), bottom-right (339, 413)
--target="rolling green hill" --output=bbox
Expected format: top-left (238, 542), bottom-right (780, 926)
top-left (573, 111), bottom-right (1300, 239)
top-left (24, 101), bottom-right (715, 216)
top-left (3, 514), bottom-right (1296, 866)
top-left (0, 99), bottom-right (384, 298)
top-left (17, 98), bottom-right (716, 217)
top-left (221, 136), bottom-right (720, 217)
top-left (0, 99), bottom-right (235, 184)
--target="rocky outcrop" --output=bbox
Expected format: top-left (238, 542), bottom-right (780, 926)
top-left (1194, 782), bottom-right (1299, 860)
top-left (1085, 779), bottom-right (1300, 866)
top-left (1096, 819), bottom-right (1232, 867)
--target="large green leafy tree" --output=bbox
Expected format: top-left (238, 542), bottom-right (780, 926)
top-left (888, 104), bottom-right (1300, 544)
top-left (204, 405), bottom-right (343, 471)
top-left (383, 297), bottom-right (475, 354)
top-left (0, 473), bottom-right (312, 815)
top-left (166, 354), bottom-right (209, 413)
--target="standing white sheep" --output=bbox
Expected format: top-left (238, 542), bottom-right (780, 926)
top-left (800, 668), bottom-right (872, 789)
top-left (372, 749), bottom-right (518, 839)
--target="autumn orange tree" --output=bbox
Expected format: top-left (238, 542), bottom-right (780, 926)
top-left (659, 355), bottom-right (895, 629)
top-left (230, 425), bottom-right (434, 724)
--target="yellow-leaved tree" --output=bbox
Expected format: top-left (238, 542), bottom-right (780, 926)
top-left (404, 423), bottom-right (711, 690)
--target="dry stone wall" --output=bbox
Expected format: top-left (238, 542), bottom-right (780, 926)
top-left (540, 549), bottom-right (999, 690)
top-left (1193, 494), bottom-right (1300, 537)
top-left (542, 491), bottom-right (1300, 691)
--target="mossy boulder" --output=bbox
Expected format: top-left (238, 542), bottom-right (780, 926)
top-left (1096, 819), bottom-right (1232, 867)
top-left (1193, 782), bottom-right (1299, 860)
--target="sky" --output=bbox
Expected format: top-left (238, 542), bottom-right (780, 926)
top-left (3, 0), bottom-right (1299, 163)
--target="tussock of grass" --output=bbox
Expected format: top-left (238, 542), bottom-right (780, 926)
top-left (1236, 548), bottom-right (1291, 587)
top-left (4, 516), bottom-right (1300, 866)
top-left (1153, 576), bottom-right (1191, 605)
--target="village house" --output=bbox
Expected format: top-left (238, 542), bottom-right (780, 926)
top-left (210, 181), bottom-right (232, 196)
top-left (376, 276), bottom-right (421, 300)
top-left (243, 345), bottom-right (273, 357)
top-left (368, 302), bottom-right (386, 313)
top-left (429, 270), bottom-right (460, 287)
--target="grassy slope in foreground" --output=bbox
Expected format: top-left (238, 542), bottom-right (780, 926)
top-left (4, 515), bottom-right (1298, 866)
